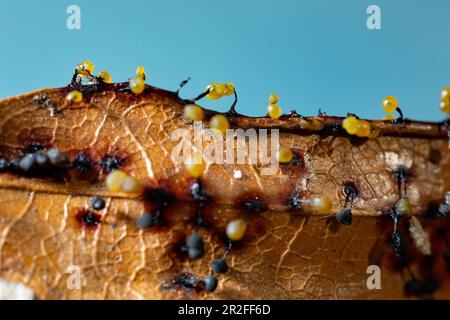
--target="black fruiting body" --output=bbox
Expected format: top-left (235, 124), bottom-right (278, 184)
top-left (91, 196), bottom-right (106, 210)
top-left (72, 152), bottom-right (92, 174)
top-left (47, 148), bottom-right (69, 166)
top-left (190, 181), bottom-right (211, 227)
top-left (18, 153), bottom-right (36, 172)
top-left (404, 278), bottom-right (426, 296)
top-left (211, 259), bottom-right (228, 274)
top-left (78, 210), bottom-right (101, 227)
top-left (336, 208), bottom-right (352, 225)
top-left (136, 212), bottom-right (155, 229)
top-left (335, 184), bottom-right (357, 225)
top-left (390, 231), bottom-right (407, 256)
top-left (203, 275), bottom-right (218, 292)
top-left (34, 150), bottom-right (49, 166)
top-left (437, 193), bottom-right (449, 218)
top-left (186, 233), bottom-right (204, 260)
top-left (100, 155), bottom-right (123, 173)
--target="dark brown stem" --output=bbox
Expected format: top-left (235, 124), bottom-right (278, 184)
top-left (230, 115), bottom-right (448, 139)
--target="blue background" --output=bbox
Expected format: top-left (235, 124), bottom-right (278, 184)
top-left (1, 0), bottom-right (449, 120)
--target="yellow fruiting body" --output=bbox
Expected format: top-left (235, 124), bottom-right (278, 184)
top-left (129, 76), bottom-right (145, 95)
top-left (66, 90), bottom-right (83, 103)
top-left (226, 219), bottom-right (247, 241)
top-left (395, 198), bottom-right (413, 217)
top-left (206, 83), bottom-right (234, 100)
top-left (440, 96), bottom-right (450, 114)
top-left (342, 116), bottom-right (359, 134)
top-left (209, 114), bottom-right (230, 134)
top-left (301, 118), bottom-right (324, 131)
top-left (98, 70), bottom-right (112, 83)
top-left (268, 93), bottom-right (279, 104)
top-left (185, 154), bottom-right (206, 178)
top-left (106, 169), bottom-right (143, 194)
top-left (214, 83), bottom-right (227, 95)
top-left (382, 96), bottom-right (399, 113)
top-left (383, 113), bottom-right (396, 121)
top-left (106, 169), bottom-right (128, 192)
top-left (76, 60), bottom-right (94, 76)
top-left (277, 146), bottom-right (293, 163)
top-left (441, 86), bottom-right (450, 99)
top-left (121, 175), bottom-right (144, 194)
top-left (205, 83), bottom-right (221, 100)
top-left (355, 120), bottom-right (371, 137)
top-left (184, 104), bottom-right (204, 121)
top-left (267, 104), bottom-right (282, 119)
top-left (225, 83), bottom-right (235, 95)
top-left (136, 66), bottom-right (146, 80)
top-left (342, 117), bottom-right (371, 137)
top-left (311, 196), bottom-right (332, 213)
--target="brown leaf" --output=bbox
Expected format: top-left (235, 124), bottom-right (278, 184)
top-left (0, 83), bottom-right (449, 299)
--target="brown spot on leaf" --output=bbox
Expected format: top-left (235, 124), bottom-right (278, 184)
top-left (75, 209), bottom-right (101, 228)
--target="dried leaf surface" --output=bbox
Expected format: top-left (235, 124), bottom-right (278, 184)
top-left (0, 84), bottom-right (449, 299)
